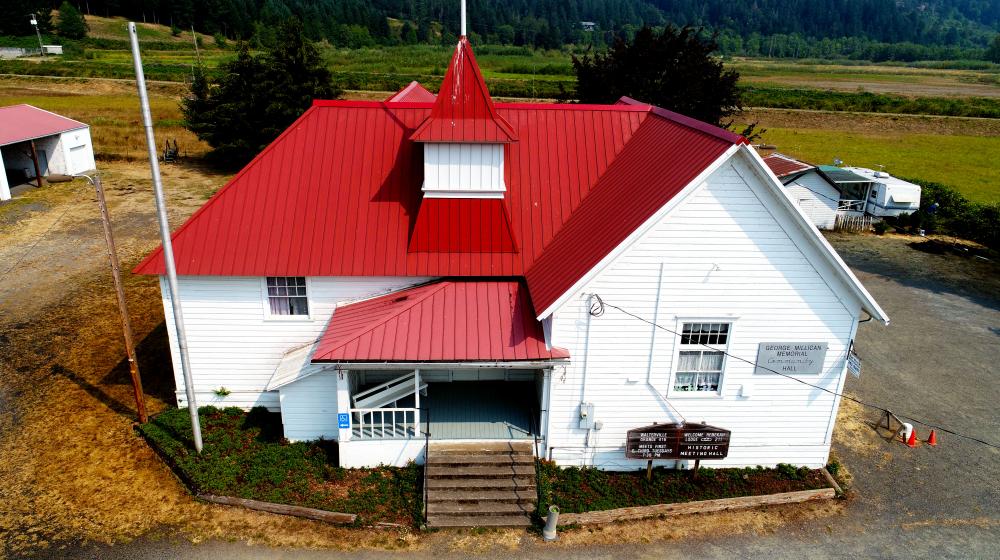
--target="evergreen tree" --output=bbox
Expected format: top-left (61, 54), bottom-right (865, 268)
top-left (183, 20), bottom-right (340, 168)
top-left (401, 21), bottom-right (417, 44)
top-left (987, 34), bottom-right (1000, 63)
top-left (57, 1), bottom-right (88, 39)
top-left (573, 26), bottom-right (743, 129)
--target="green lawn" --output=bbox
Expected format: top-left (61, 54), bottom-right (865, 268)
top-left (763, 128), bottom-right (1000, 203)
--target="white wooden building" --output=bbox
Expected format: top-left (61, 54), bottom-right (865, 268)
top-left (763, 153), bottom-right (842, 230)
top-left (0, 104), bottom-right (96, 201)
top-left (137, 37), bottom-right (887, 473)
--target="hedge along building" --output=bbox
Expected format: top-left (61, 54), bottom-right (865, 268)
top-left (135, 36), bottom-right (887, 471)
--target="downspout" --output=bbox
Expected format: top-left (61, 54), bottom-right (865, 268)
top-left (540, 366), bottom-right (553, 459)
top-left (646, 262), bottom-right (665, 385)
top-left (581, 294), bottom-right (595, 465)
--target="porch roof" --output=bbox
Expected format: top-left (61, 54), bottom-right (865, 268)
top-left (312, 279), bottom-right (569, 363)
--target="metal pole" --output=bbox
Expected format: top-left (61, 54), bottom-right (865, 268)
top-left (128, 21), bottom-right (202, 452)
top-left (460, 0), bottom-right (466, 36)
top-left (78, 173), bottom-right (148, 423)
top-left (30, 14), bottom-right (45, 57)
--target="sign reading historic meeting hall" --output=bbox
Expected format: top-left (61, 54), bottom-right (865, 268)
top-left (625, 422), bottom-right (731, 460)
top-left (754, 342), bottom-right (828, 375)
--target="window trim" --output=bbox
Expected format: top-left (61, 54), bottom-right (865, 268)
top-left (261, 276), bottom-right (314, 322)
top-left (666, 316), bottom-right (738, 399)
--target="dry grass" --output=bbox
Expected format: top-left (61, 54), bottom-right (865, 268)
top-left (549, 499), bottom-right (846, 547)
top-left (0, 76), bottom-right (203, 161)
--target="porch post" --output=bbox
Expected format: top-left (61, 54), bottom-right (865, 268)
top-left (336, 368), bottom-right (352, 442)
top-left (0, 149), bottom-right (10, 201)
top-left (540, 367), bottom-right (553, 458)
top-left (413, 368), bottom-right (420, 433)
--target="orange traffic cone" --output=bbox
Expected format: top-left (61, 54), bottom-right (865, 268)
top-left (927, 430), bottom-right (938, 446)
top-left (906, 429), bottom-right (918, 448)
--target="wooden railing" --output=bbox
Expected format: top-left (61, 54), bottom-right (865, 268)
top-left (350, 407), bottom-right (418, 439)
top-left (835, 213), bottom-right (874, 232)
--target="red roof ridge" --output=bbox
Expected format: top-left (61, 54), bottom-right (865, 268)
top-left (616, 96), bottom-right (747, 145)
top-left (410, 37), bottom-right (517, 143)
top-left (385, 81), bottom-right (437, 103)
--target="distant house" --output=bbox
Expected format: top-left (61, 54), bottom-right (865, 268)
top-left (763, 153), bottom-right (841, 230)
top-left (580, 21), bottom-right (597, 31)
top-left (136, 37), bottom-right (887, 482)
top-left (0, 104), bottom-right (96, 201)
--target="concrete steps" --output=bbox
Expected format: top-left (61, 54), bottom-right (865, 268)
top-left (425, 442), bottom-right (536, 528)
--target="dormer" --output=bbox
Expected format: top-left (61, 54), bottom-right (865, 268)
top-left (410, 37), bottom-right (517, 200)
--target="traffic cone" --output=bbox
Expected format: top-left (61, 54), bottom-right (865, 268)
top-left (906, 429), bottom-right (918, 448)
top-left (927, 430), bottom-right (938, 446)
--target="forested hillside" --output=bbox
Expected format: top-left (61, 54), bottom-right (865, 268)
top-left (4, 0), bottom-right (1000, 60)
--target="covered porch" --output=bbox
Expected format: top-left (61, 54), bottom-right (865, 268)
top-left (349, 370), bottom-right (540, 441)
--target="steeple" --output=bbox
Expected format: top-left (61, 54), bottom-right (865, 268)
top-left (409, 36), bottom-right (517, 144)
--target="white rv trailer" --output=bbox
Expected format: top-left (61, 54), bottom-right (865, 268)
top-left (843, 167), bottom-right (921, 218)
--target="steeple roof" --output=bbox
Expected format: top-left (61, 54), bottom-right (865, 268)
top-left (410, 37), bottom-right (517, 143)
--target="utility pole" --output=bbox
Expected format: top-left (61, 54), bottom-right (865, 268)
top-left (76, 173), bottom-right (148, 423)
top-left (128, 21), bottom-right (203, 452)
top-left (29, 13), bottom-right (45, 57)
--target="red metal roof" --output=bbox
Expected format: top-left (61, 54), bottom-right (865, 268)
top-left (312, 279), bottom-right (568, 362)
top-left (386, 81), bottom-right (436, 103)
top-left (409, 37), bottom-right (517, 143)
top-left (525, 113), bottom-right (734, 314)
top-left (133, 101), bottom-right (653, 277)
top-left (408, 198), bottom-right (518, 253)
top-left (0, 104), bottom-right (87, 146)
top-left (763, 153), bottom-right (814, 178)
top-left (134, 40), bottom-right (742, 321)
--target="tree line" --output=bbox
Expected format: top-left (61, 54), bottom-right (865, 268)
top-left (3, 0), bottom-right (998, 57)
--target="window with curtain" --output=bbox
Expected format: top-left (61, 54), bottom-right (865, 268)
top-left (674, 322), bottom-right (731, 393)
top-left (266, 277), bottom-right (309, 316)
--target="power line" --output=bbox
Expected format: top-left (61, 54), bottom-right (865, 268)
top-left (590, 294), bottom-right (1000, 451)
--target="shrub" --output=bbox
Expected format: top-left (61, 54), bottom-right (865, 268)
top-left (873, 221), bottom-right (889, 235)
top-left (897, 177), bottom-right (1000, 249)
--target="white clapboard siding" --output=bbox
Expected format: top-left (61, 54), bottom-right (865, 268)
top-left (159, 276), bottom-right (431, 410)
top-left (422, 143), bottom-right (505, 198)
top-left (785, 171), bottom-right (839, 230)
top-left (279, 371), bottom-right (340, 441)
top-left (547, 153), bottom-right (861, 469)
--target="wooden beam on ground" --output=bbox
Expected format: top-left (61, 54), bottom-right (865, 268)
top-left (198, 494), bottom-right (357, 524)
top-left (557, 488), bottom-right (837, 526)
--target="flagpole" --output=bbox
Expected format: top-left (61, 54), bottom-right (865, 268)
top-left (128, 21), bottom-right (203, 452)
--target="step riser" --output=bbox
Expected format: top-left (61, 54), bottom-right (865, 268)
top-left (426, 516), bottom-right (533, 528)
top-left (427, 456), bottom-right (534, 466)
top-left (429, 492), bottom-right (537, 503)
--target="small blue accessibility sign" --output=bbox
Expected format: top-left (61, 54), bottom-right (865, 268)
top-left (338, 413), bottom-right (350, 429)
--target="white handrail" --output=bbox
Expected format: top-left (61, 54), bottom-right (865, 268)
top-left (352, 370), bottom-right (416, 402)
top-left (350, 407), bottom-right (418, 439)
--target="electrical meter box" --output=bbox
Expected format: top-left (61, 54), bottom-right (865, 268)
top-left (578, 402), bottom-right (595, 429)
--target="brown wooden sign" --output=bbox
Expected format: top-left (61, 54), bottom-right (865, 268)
top-left (625, 422), bottom-right (731, 460)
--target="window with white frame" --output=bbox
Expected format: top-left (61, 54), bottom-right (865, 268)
top-left (673, 322), bottom-right (731, 393)
top-left (266, 277), bottom-right (309, 316)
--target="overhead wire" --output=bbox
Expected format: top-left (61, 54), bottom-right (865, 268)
top-left (589, 294), bottom-right (1000, 451)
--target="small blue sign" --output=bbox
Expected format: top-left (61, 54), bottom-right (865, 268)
top-left (338, 413), bottom-right (350, 429)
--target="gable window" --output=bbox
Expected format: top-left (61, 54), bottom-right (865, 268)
top-left (266, 277), bottom-right (309, 316)
top-left (674, 322), bottom-right (731, 393)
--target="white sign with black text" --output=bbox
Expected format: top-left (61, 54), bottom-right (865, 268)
top-left (754, 342), bottom-right (828, 375)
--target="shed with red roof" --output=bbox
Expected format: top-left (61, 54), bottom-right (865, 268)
top-left (141, 34), bottom-right (886, 477)
top-left (0, 104), bottom-right (95, 201)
